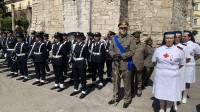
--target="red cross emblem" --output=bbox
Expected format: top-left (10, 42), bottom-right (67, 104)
top-left (163, 53), bottom-right (169, 58)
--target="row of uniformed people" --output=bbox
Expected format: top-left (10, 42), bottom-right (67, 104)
top-left (0, 30), bottom-right (18, 76)
top-left (152, 31), bottom-right (200, 112)
top-left (105, 20), bottom-right (200, 109)
top-left (0, 28), bottom-right (155, 101)
top-left (106, 21), bottom-right (156, 108)
top-left (0, 30), bottom-right (115, 98)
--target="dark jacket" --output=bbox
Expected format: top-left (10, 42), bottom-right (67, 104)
top-left (72, 41), bottom-right (89, 68)
top-left (105, 40), bottom-right (112, 60)
top-left (51, 42), bottom-right (67, 66)
top-left (90, 41), bottom-right (106, 63)
top-left (44, 40), bottom-right (52, 58)
top-left (6, 37), bottom-right (17, 57)
top-left (14, 42), bottom-right (29, 61)
top-left (63, 40), bottom-right (71, 56)
top-left (29, 41), bottom-right (47, 62)
top-left (1, 37), bottom-right (7, 51)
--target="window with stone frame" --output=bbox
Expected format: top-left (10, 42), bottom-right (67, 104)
top-left (193, 18), bottom-right (198, 25)
top-left (194, 4), bottom-right (199, 11)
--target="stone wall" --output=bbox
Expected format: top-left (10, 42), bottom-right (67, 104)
top-left (128, 0), bottom-right (193, 42)
top-left (31, 0), bottom-right (120, 38)
top-left (128, 0), bottom-right (171, 42)
top-left (171, 0), bottom-right (188, 31)
top-left (91, 0), bottom-right (120, 36)
top-left (31, 0), bottom-right (64, 33)
top-left (63, 0), bottom-right (90, 33)
top-left (30, 0), bottom-right (193, 41)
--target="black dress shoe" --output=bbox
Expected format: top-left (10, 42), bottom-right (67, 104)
top-left (7, 73), bottom-right (14, 76)
top-left (63, 76), bottom-right (68, 80)
top-left (89, 83), bottom-right (96, 88)
top-left (69, 80), bottom-right (74, 85)
top-left (22, 78), bottom-right (29, 82)
top-left (11, 74), bottom-right (18, 78)
top-left (108, 100), bottom-right (115, 105)
top-left (37, 82), bottom-right (45, 86)
top-left (16, 77), bottom-right (24, 80)
top-left (70, 91), bottom-right (79, 96)
top-left (57, 88), bottom-right (64, 92)
top-left (50, 86), bottom-right (59, 90)
top-left (79, 93), bottom-right (86, 99)
top-left (97, 85), bottom-right (103, 90)
top-left (32, 81), bottom-right (40, 85)
top-left (105, 78), bottom-right (112, 82)
top-left (123, 103), bottom-right (129, 108)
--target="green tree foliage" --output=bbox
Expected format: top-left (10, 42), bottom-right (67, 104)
top-left (0, 16), bottom-right (12, 30)
top-left (0, 0), bottom-right (7, 18)
top-left (16, 17), bottom-right (29, 30)
top-left (192, 30), bottom-right (198, 36)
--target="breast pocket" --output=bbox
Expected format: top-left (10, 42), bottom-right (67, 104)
top-left (123, 44), bottom-right (130, 51)
top-left (170, 55), bottom-right (181, 63)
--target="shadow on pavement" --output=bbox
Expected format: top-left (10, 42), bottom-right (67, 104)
top-left (196, 104), bottom-right (200, 112)
top-left (85, 86), bottom-right (95, 97)
top-left (151, 97), bottom-right (160, 112)
top-left (45, 76), bottom-right (56, 84)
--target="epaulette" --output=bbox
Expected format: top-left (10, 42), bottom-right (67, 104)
top-left (182, 43), bottom-right (187, 46)
top-left (177, 46), bottom-right (183, 50)
top-left (156, 44), bottom-right (162, 48)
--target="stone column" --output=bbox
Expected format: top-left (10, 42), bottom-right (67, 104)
top-left (119, 0), bottom-right (128, 21)
top-left (11, 4), bottom-right (15, 32)
top-left (27, 2), bottom-right (32, 31)
top-left (89, 0), bottom-right (92, 32)
top-left (186, 0), bottom-right (193, 30)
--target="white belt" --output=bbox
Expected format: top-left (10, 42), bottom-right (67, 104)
top-left (7, 49), bottom-right (14, 51)
top-left (16, 53), bottom-right (26, 56)
top-left (34, 52), bottom-right (42, 55)
top-left (74, 57), bottom-right (84, 61)
top-left (53, 55), bottom-right (62, 58)
top-left (92, 52), bottom-right (100, 55)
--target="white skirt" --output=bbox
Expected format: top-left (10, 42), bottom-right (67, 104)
top-left (180, 66), bottom-right (186, 91)
top-left (185, 66), bottom-right (196, 83)
top-left (153, 68), bottom-right (181, 101)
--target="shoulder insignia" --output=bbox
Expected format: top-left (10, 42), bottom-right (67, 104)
top-left (156, 45), bottom-right (162, 48)
top-left (177, 46), bottom-right (183, 50)
top-left (182, 43), bottom-right (187, 46)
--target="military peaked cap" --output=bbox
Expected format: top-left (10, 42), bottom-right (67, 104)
top-left (118, 21), bottom-right (129, 28)
top-left (108, 31), bottom-right (116, 36)
top-left (31, 30), bottom-right (37, 34)
top-left (74, 32), bottom-right (84, 37)
top-left (63, 33), bottom-right (68, 36)
top-left (35, 32), bottom-right (44, 37)
top-left (93, 32), bottom-right (101, 37)
top-left (87, 32), bottom-right (94, 36)
top-left (54, 32), bottom-right (63, 38)
top-left (16, 31), bottom-right (24, 38)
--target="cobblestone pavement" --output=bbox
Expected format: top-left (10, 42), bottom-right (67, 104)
top-left (0, 59), bottom-right (199, 112)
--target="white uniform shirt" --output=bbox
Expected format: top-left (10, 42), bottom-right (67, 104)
top-left (176, 43), bottom-right (190, 91)
top-left (185, 41), bottom-right (200, 66)
top-left (152, 45), bottom-right (185, 101)
top-left (176, 43), bottom-right (190, 59)
top-left (152, 45), bottom-right (185, 70)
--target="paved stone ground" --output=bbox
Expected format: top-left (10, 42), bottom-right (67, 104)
top-left (0, 59), bottom-right (199, 112)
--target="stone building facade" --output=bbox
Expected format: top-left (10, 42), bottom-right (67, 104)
top-left (30, 0), bottom-right (193, 41)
